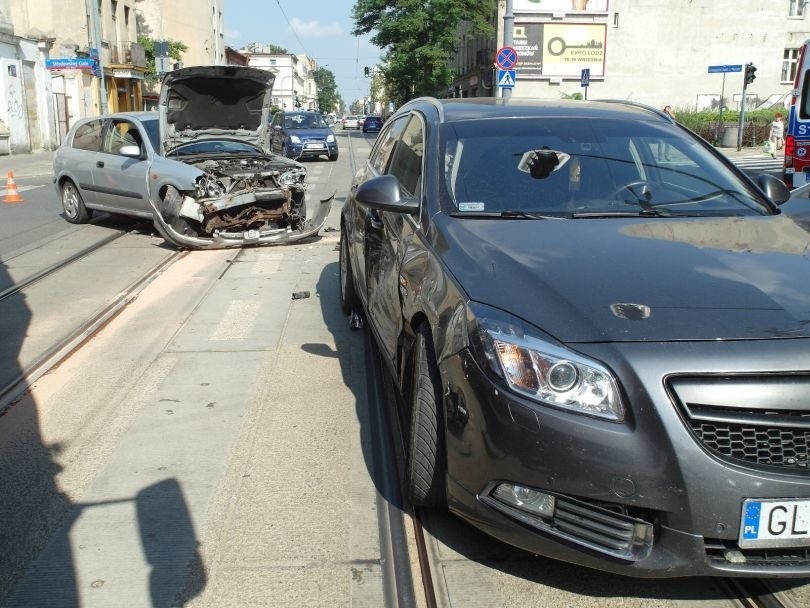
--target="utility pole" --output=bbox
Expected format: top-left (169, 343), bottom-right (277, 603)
top-left (86, 0), bottom-right (108, 114)
top-left (502, 0), bottom-right (514, 99)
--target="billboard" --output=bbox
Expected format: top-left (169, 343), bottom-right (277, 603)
top-left (514, 22), bottom-right (606, 77)
top-left (515, 0), bottom-right (609, 13)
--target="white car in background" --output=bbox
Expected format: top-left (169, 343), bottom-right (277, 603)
top-left (342, 116), bottom-right (360, 130)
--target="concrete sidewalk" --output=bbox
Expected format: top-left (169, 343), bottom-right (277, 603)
top-left (0, 150), bottom-right (55, 179)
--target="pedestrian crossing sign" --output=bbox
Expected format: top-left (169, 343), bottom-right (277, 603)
top-left (498, 69), bottom-right (516, 88)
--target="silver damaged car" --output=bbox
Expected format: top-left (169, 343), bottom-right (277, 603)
top-left (53, 66), bottom-right (332, 249)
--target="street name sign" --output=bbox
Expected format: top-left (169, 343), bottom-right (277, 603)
top-left (708, 64), bottom-right (742, 73)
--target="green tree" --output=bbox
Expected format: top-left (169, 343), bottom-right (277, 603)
top-left (352, 0), bottom-right (496, 104)
top-left (138, 35), bottom-right (189, 85)
top-left (314, 67), bottom-right (342, 114)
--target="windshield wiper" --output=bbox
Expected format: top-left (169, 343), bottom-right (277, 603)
top-left (573, 207), bottom-right (673, 218)
top-left (449, 209), bottom-right (563, 220)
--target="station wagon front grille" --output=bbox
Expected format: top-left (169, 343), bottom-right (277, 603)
top-left (669, 375), bottom-right (810, 471)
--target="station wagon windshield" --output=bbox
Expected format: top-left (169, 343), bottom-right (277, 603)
top-left (441, 118), bottom-right (771, 218)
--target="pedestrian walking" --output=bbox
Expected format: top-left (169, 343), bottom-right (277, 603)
top-left (770, 112), bottom-right (785, 153)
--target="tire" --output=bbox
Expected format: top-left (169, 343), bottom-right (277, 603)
top-left (406, 324), bottom-right (447, 508)
top-left (61, 179), bottom-right (92, 224)
top-left (329, 152), bottom-right (339, 162)
top-left (339, 223), bottom-right (359, 314)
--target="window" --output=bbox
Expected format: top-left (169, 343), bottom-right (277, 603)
top-left (369, 116), bottom-right (408, 174)
top-left (789, 0), bottom-right (806, 17)
top-left (124, 6), bottom-right (130, 26)
top-left (441, 117), bottom-right (767, 217)
top-left (103, 119), bottom-right (140, 155)
top-left (388, 117), bottom-right (424, 196)
top-left (111, 0), bottom-right (118, 19)
top-left (783, 48), bottom-right (800, 83)
top-left (72, 119), bottom-right (104, 151)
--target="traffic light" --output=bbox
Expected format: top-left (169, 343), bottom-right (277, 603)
top-left (744, 63), bottom-right (757, 86)
top-left (364, 66), bottom-right (370, 77)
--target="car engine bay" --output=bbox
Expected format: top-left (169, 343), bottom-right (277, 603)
top-left (160, 156), bottom-right (309, 237)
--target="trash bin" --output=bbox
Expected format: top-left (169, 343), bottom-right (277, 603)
top-left (720, 125), bottom-right (739, 148)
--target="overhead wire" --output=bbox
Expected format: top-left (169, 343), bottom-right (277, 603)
top-left (274, 0), bottom-right (311, 57)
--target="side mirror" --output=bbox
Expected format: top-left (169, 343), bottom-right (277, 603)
top-left (355, 174), bottom-right (419, 213)
top-left (120, 144), bottom-right (142, 158)
top-left (757, 173), bottom-right (790, 206)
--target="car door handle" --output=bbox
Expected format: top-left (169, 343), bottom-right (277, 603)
top-left (96, 161), bottom-right (104, 168)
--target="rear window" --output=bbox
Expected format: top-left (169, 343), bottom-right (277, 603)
top-left (441, 117), bottom-right (770, 217)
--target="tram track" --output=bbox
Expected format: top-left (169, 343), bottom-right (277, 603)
top-left (345, 127), bottom-right (438, 607)
top-left (723, 579), bottom-right (798, 608)
top-left (0, 225), bottom-right (184, 415)
top-left (0, 225), bottom-right (140, 305)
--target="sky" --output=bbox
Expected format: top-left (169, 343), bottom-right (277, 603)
top-left (224, 0), bottom-right (383, 108)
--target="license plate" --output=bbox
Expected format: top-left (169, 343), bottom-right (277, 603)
top-left (305, 143), bottom-right (325, 149)
top-left (739, 499), bottom-right (810, 548)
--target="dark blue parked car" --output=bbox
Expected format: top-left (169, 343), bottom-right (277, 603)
top-left (362, 115), bottom-right (383, 133)
top-left (268, 111), bottom-right (338, 161)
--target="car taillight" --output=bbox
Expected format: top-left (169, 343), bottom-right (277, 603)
top-left (785, 134), bottom-right (795, 188)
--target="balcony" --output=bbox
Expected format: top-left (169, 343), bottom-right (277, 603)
top-left (108, 42), bottom-right (147, 68)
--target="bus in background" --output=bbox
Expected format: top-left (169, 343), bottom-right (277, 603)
top-left (785, 39), bottom-right (810, 189)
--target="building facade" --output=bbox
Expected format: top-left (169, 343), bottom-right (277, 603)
top-left (451, 0), bottom-right (810, 113)
top-left (136, 0), bottom-right (225, 68)
top-left (0, 0), bottom-right (222, 153)
top-left (241, 44), bottom-right (319, 111)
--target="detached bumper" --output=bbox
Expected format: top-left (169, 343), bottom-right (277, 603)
top-left (152, 192), bottom-right (334, 250)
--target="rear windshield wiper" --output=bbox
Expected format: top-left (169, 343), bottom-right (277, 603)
top-left (449, 209), bottom-right (564, 220)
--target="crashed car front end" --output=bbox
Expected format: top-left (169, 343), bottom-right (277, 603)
top-left (149, 152), bottom-right (332, 249)
top-left (152, 65), bottom-right (332, 249)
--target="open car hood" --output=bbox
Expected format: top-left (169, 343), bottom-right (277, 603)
top-left (159, 66), bottom-right (274, 154)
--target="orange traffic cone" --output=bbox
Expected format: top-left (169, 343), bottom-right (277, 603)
top-left (3, 171), bottom-right (23, 204)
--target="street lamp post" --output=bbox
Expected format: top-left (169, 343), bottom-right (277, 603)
top-left (278, 75), bottom-right (293, 109)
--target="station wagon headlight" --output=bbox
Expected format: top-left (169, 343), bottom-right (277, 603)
top-left (467, 303), bottom-right (624, 421)
top-left (289, 135), bottom-right (301, 144)
top-left (327, 134), bottom-right (335, 143)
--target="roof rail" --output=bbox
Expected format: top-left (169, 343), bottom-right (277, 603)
top-left (399, 96), bottom-right (444, 122)
top-left (594, 99), bottom-right (673, 121)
